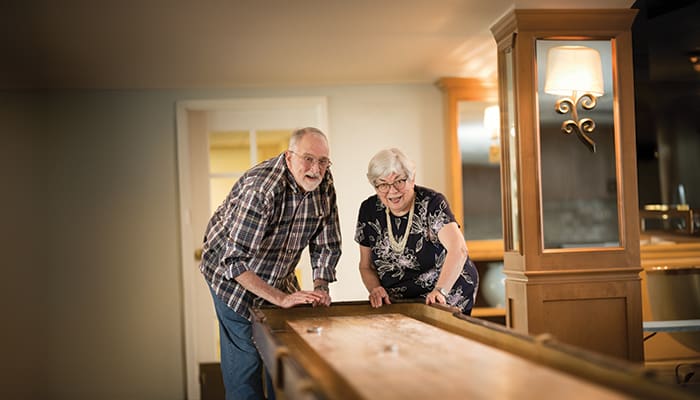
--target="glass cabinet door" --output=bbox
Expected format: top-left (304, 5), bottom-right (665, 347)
top-left (503, 46), bottom-right (521, 253)
top-left (535, 39), bottom-right (620, 249)
top-left (458, 100), bottom-right (502, 241)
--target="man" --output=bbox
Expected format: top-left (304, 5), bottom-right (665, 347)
top-left (199, 127), bottom-right (342, 399)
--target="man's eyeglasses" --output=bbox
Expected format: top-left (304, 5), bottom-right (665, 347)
top-left (289, 151), bottom-right (332, 169)
top-left (375, 178), bottom-right (408, 193)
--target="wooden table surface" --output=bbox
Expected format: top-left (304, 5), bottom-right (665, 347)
top-left (286, 313), bottom-right (634, 400)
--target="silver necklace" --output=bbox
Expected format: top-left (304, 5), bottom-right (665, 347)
top-left (385, 196), bottom-right (415, 253)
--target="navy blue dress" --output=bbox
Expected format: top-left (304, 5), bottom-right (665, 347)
top-left (354, 186), bottom-right (479, 315)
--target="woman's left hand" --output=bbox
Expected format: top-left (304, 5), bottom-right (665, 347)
top-left (425, 289), bottom-right (447, 306)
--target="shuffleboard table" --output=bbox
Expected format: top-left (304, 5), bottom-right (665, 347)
top-left (251, 301), bottom-right (691, 400)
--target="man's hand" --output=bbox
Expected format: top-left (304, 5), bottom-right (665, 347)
top-left (311, 285), bottom-right (331, 307)
top-left (279, 290), bottom-right (325, 308)
top-left (310, 279), bottom-right (331, 307)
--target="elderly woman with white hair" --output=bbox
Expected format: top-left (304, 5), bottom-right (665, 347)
top-left (354, 148), bottom-right (479, 314)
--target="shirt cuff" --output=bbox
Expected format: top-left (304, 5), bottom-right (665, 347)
top-left (224, 260), bottom-right (248, 280)
top-left (312, 266), bottom-right (337, 283)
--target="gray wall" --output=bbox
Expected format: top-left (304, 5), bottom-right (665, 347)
top-left (48, 91), bottom-right (185, 400)
top-left (2, 84), bottom-right (445, 400)
top-left (2, 93), bottom-right (49, 400)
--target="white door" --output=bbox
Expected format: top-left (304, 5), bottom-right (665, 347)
top-left (176, 97), bottom-right (328, 400)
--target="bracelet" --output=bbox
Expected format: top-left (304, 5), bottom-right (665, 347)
top-left (314, 285), bottom-right (329, 292)
top-left (436, 287), bottom-right (449, 298)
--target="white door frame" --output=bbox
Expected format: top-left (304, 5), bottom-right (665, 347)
top-left (176, 97), bottom-right (328, 400)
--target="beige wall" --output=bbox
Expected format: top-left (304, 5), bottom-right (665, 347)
top-left (3, 83), bottom-right (445, 399)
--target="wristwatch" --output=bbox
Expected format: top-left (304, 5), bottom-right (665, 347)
top-left (436, 287), bottom-right (450, 298)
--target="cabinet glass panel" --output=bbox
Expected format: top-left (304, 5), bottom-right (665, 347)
top-left (459, 100), bottom-right (502, 240)
top-left (504, 47), bottom-right (520, 252)
top-left (536, 39), bottom-right (620, 249)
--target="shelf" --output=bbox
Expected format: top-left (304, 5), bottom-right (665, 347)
top-left (466, 239), bottom-right (504, 261)
top-left (472, 307), bottom-right (506, 317)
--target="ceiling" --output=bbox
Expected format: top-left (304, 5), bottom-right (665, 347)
top-left (3, 0), bottom-right (651, 90)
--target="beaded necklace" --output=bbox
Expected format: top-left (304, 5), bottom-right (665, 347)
top-left (385, 196), bottom-right (415, 253)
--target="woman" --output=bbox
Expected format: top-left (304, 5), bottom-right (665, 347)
top-left (354, 148), bottom-right (479, 314)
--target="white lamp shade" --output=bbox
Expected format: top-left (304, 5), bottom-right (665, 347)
top-left (544, 45), bottom-right (604, 97)
top-left (483, 105), bottom-right (500, 133)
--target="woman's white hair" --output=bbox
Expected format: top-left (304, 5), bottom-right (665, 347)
top-left (366, 148), bottom-right (416, 185)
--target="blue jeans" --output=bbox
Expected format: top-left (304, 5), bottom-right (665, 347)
top-left (210, 289), bottom-right (275, 400)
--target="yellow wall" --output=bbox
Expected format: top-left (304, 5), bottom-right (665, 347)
top-left (208, 130), bottom-right (292, 210)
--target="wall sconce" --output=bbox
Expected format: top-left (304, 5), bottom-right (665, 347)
top-left (544, 45), bottom-right (604, 153)
top-left (689, 50), bottom-right (700, 73)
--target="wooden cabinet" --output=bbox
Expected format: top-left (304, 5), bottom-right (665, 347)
top-left (436, 77), bottom-right (507, 321)
top-left (488, 9), bottom-right (644, 362)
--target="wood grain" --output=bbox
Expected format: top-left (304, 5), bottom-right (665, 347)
top-left (286, 313), bottom-right (634, 399)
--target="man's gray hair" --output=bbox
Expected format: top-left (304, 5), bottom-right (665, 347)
top-left (289, 127), bottom-right (327, 150)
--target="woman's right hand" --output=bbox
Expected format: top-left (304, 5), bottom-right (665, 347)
top-left (368, 286), bottom-right (392, 308)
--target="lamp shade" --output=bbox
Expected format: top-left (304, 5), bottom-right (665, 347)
top-left (483, 105), bottom-right (500, 133)
top-left (544, 46), bottom-right (604, 97)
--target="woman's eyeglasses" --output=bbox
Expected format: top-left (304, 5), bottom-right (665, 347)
top-left (375, 178), bottom-right (408, 193)
top-left (290, 151), bottom-right (332, 169)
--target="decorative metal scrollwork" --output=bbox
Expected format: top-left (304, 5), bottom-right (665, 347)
top-left (554, 93), bottom-right (598, 153)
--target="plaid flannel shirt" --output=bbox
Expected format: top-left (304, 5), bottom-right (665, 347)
top-left (199, 153), bottom-right (342, 320)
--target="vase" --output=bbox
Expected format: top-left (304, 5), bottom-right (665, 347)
top-left (481, 262), bottom-right (505, 308)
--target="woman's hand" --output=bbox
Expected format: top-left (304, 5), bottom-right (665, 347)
top-left (368, 286), bottom-right (392, 308)
top-left (425, 288), bottom-right (447, 306)
top-left (359, 245), bottom-right (391, 308)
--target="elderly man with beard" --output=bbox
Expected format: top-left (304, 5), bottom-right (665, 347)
top-left (200, 127), bottom-right (342, 400)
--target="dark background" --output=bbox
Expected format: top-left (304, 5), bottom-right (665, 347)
top-left (632, 0), bottom-right (700, 208)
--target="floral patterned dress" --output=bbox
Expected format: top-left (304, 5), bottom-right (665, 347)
top-left (354, 186), bottom-right (479, 315)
